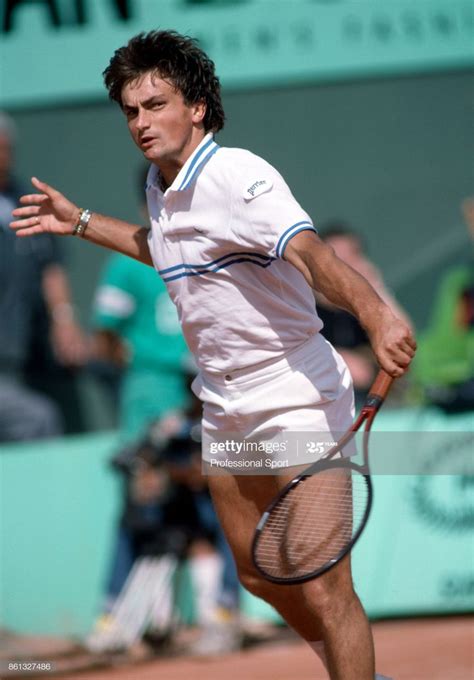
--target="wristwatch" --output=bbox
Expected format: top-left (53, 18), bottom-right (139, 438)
top-left (72, 208), bottom-right (92, 237)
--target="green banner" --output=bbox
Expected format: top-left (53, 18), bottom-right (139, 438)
top-left (0, 0), bottom-right (473, 108)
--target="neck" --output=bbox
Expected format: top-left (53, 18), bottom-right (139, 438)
top-left (159, 129), bottom-right (208, 188)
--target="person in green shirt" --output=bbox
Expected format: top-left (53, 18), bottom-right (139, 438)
top-left (413, 198), bottom-right (474, 410)
top-left (93, 251), bottom-right (190, 440)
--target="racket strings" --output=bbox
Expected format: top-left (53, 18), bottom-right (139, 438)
top-left (254, 468), bottom-right (369, 579)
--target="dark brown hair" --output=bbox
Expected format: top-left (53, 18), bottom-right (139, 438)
top-left (103, 30), bottom-right (225, 133)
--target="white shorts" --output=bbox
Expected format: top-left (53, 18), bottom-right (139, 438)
top-left (192, 333), bottom-right (355, 468)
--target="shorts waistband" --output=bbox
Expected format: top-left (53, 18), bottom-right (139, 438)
top-left (201, 333), bottom-right (320, 388)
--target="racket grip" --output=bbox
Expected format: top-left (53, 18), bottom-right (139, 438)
top-left (366, 369), bottom-right (393, 408)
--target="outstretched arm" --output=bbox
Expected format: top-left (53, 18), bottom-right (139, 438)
top-left (284, 230), bottom-right (416, 377)
top-left (42, 263), bottom-right (89, 367)
top-left (10, 177), bottom-right (153, 267)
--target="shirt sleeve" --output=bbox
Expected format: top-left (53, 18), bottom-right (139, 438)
top-left (230, 156), bottom-right (317, 259)
top-left (93, 254), bottom-right (137, 332)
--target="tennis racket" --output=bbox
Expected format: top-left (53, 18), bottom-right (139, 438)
top-left (251, 369), bottom-right (393, 585)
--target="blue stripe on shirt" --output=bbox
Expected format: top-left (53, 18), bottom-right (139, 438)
top-left (178, 139), bottom-right (219, 191)
top-left (161, 256), bottom-right (275, 282)
top-left (158, 251), bottom-right (274, 275)
top-left (180, 144), bottom-right (220, 191)
top-left (276, 221), bottom-right (316, 258)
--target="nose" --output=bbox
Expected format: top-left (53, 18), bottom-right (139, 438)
top-left (135, 108), bottom-right (150, 132)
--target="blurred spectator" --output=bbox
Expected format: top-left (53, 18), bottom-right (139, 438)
top-left (90, 386), bottom-right (241, 656)
top-left (92, 252), bottom-right (189, 440)
top-left (413, 199), bottom-right (474, 412)
top-left (153, 395), bottom-right (241, 655)
top-left (317, 222), bottom-right (412, 405)
top-left (0, 112), bottom-right (87, 442)
top-left (22, 266), bottom-right (89, 434)
top-left (122, 394), bottom-right (241, 655)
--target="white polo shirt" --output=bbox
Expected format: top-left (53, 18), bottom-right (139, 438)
top-left (146, 133), bottom-right (323, 375)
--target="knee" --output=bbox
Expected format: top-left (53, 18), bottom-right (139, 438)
top-left (238, 564), bottom-right (356, 620)
top-left (300, 577), bottom-right (356, 617)
top-left (238, 567), bottom-right (280, 604)
top-left (237, 566), bottom-right (324, 611)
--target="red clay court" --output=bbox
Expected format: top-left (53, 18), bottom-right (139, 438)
top-left (51, 617), bottom-right (472, 680)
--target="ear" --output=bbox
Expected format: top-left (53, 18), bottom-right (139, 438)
top-left (191, 100), bottom-right (207, 124)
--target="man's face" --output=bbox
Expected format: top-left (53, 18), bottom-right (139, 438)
top-left (121, 71), bottom-right (205, 170)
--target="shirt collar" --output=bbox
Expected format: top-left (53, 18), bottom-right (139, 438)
top-left (148, 133), bottom-right (219, 196)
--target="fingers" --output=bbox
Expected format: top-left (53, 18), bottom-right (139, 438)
top-left (10, 215), bottom-right (43, 229)
top-left (11, 198), bottom-right (47, 233)
top-left (11, 205), bottom-right (41, 218)
top-left (10, 198), bottom-right (44, 230)
top-left (401, 338), bottom-right (417, 357)
top-left (390, 344), bottom-right (414, 369)
top-left (371, 316), bottom-right (417, 378)
top-left (14, 178), bottom-right (61, 207)
top-left (404, 332), bottom-right (417, 352)
top-left (15, 178), bottom-right (60, 205)
top-left (8, 223), bottom-right (45, 237)
top-left (387, 366), bottom-right (405, 378)
top-left (19, 193), bottom-right (48, 205)
top-left (390, 336), bottom-right (416, 363)
top-left (378, 357), bottom-right (406, 379)
top-left (32, 176), bottom-right (59, 197)
top-left (377, 338), bottom-right (417, 378)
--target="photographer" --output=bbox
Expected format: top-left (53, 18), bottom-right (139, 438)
top-left (91, 393), bottom-right (241, 655)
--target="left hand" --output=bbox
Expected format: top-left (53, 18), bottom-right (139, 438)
top-left (366, 309), bottom-right (417, 378)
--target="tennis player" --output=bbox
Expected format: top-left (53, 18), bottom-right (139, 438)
top-left (11, 30), bottom-right (415, 680)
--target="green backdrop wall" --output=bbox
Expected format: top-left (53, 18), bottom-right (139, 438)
top-left (2, 0), bottom-right (472, 107)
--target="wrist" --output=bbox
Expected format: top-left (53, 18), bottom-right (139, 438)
top-left (359, 302), bottom-right (394, 335)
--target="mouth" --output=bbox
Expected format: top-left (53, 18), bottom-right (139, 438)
top-left (140, 136), bottom-right (156, 149)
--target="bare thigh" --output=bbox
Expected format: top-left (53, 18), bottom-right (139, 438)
top-left (207, 471), bottom-right (356, 611)
top-left (207, 473), bottom-right (294, 575)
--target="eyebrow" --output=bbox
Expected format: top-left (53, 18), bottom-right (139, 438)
top-left (122, 95), bottom-right (166, 111)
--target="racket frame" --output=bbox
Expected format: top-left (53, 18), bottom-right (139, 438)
top-left (251, 370), bottom-right (392, 585)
